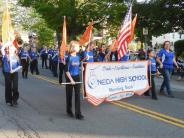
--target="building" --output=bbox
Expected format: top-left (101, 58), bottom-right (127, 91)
top-left (152, 32), bottom-right (184, 48)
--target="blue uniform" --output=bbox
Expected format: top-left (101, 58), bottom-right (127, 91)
top-left (48, 49), bottom-right (53, 57)
top-left (40, 49), bottom-right (48, 56)
top-left (157, 48), bottom-right (174, 69)
top-left (148, 57), bottom-right (157, 73)
top-left (2, 55), bottom-right (20, 73)
top-left (120, 54), bottom-right (129, 62)
top-left (65, 55), bottom-right (80, 76)
top-left (20, 51), bottom-right (29, 59)
top-left (30, 51), bottom-right (39, 60)
top-left (158, 48), bottom-right (174, 96)
top-left (52, 50), bottom-right (59, 77)
top-left (84, 51), bottom-right (94, 62)
top-left (29, 51), bottom-right (39, 75)
top-left (52, 50), bottom-right (59, 62)
top-left (97, 52), bottom-right (105, 62)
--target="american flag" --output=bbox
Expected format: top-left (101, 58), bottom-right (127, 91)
top-left (117, 4), bottom-right (132, 60)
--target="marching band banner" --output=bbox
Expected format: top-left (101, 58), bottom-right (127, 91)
top-left (84, 61), bottom-right (149, 106)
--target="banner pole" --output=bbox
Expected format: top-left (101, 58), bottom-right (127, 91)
top-left (81, 62), bottom-right (85, 100)
top-left (61, 82), bottom-right (83, 85)
top-left (149, 62), bottom-right (152, 88)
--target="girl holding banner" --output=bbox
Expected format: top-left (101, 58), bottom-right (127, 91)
top-left (64, 41), bottom-right (84, 120)
top-left (1, 39), bottom-right (23, 106)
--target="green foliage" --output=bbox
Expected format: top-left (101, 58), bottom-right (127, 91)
top-left (133, 0), bottom-right (184, 39)
top-left (32, 20), bottom-right (55, 47)
top-left (18, 0), bottom-right (127, 40)
top-left (174, 39), bottom-right (184, 57)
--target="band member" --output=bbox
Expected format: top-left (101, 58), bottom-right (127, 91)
top-left (83, 42), bottom-right (94, 62)
top-left (52, 47), bottom-right (59, 77)
top-left (48, 47), bottom-right (53, 70)
top-left (144, 49), bottom-right (158, 100)
top-left (64, 41), bottom-right (84, 120)
top-left (1, 39), bottom-right (23, 106)
top-left (0, 40), bottom-right (3, 69)
top-left (97, 48), bottom-right (105, 62)
top-left (30, 47), bottom-right (39, 75)
top-left (59, 51), bottom-right (68, 84)
top-left (40, 46), bottom-right (48, 69)
top-left (20, 46), bottom-right (30, 78)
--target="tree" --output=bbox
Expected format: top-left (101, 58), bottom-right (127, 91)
top-left (174, 40), bottom-right (184, 57)
top-left (133, 0), bottom-right (184, 39)
top-left (18, 0), bottom-right (127, 42)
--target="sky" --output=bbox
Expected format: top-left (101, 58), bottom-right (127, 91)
top-left (137, 0), bottom-right (146, 2)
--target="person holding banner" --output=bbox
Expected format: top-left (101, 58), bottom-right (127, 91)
top-left (157, 41), bottom-right (179, 98)
top-left (64, 41), bottom-right (84, 120)
top-left (1, 39), bottom-right (23, 106)
top-left (144, 49), bottom-right (158, 100)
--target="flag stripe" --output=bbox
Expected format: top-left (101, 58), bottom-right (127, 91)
top-left (117, 4), bottom-right (132, 60)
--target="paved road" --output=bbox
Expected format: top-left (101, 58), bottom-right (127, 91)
top-left (0, 63), bottom-right (184, 138)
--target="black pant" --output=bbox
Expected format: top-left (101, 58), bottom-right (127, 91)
top-left (52, 61), bottom-right (58, 77)
top-left (49, 57), bottom-right (52, 70)
top-left (59, 63), bottom-right (65, 83)
top-left (4, 72), bottom-right (19, 103)
top-left (0, 57), bottom-right (5, 76)
top-left (30, 59), bottom-right (39, 75)
top-left (0, 56), bottom-right (2, 67)
top-left (21, 59), bottom-right (29, 78)
top-left (145, 73), bottom-right (157, 99)
top-left (66, 75), bottom-right (81, 115)
top-left (41, 55), bottom-right (48, 68)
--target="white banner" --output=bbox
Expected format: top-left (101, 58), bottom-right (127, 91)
top-left (84, 61), bottom-right (149, 105)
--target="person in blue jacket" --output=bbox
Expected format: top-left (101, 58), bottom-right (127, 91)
top-left (52, 47), bottom-right (59, 77)
top-left (83, 42), bottom-right (94, 62)
top-left (120, 50), bottom-right (130, 62)
top-left (64, 41), bottom-right (84, 120)
top-left (1, 40), bottom-right (23, 106)
top-left (40, 46), bottom-right (48, 69)
top-left (0, 40), bottom-right (3, 70)
top-left (97, 48), bottom-right (105, 62)
top-left (157, 41), bottom-right (179, 98)
top-left (48, 47), bottom-right (53, 70)
top-left (144, 49), bottom-right (158, 100)
top-left (59, 51), bottom-right (68, 84)
top-left (20, 46), bottom-right (30, 78)
top-left (29, 47), bottom-right (39, 75)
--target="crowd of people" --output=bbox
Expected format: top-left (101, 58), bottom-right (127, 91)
top-left (0, 38), bottom-right (183, 120)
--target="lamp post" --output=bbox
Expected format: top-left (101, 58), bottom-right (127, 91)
top-left (179, 28), bottom-right (184, 39)
top-left (143, 27), bottom-right (148, 49)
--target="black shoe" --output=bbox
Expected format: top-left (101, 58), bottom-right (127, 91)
top-left (13, 100), bottom-right (18, 106)
top-left (76, 114), bottom-right (84, 120)
top-left (144, 93), bottom-right (150, 96)
top-left (67, 112), bottom-right (74, 118)
top-left (152, 97), bottom-right (158, 100)
top-left (159, 90), bottom-right (165, 95)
